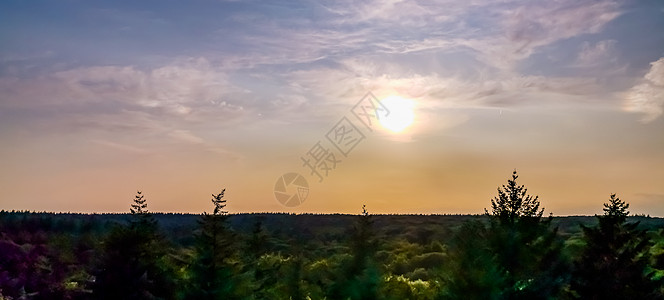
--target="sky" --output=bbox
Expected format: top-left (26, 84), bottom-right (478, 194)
top-left (1, 0), bottom-right (663, 215)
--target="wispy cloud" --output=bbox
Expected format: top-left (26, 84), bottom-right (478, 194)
top-left (91, 139), bottom-right (150, 155)
top-left (167, 128), bottom-right (243, 161)
top-left (285, 57), bottom-right (602, 111)
top-left (210, 0), bottom-right (622, 74)
top-left (52, 58), bottom-right (236, 113)
top-left (461, 0), bottom-right (621, 70)
top-left (576, 40), bottom-right (617, 67)
top-left (0, 0), bottom-right (629, 119)
top-left (624, 57), bottom-right (664, 122)
top-left (168, 129), bottom-right (205, 144)
top-left (0, 2), bottom-right (654, 133)
top-left (0, 58), bottom-right (256, 132)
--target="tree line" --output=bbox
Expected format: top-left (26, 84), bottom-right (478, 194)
top-left (1, 171), bottom-right (663, 299)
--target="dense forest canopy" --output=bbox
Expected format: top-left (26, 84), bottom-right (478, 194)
top-left (1, 173), bottom-right (663, 299)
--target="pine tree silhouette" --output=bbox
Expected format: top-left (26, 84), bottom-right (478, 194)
top-left (487, 170), bottom-right (543, 224)
top-left (129, 190), bottom-right (158, 234)
top-left (328, 205), bottom-right (380, 300)
top-left (187, 189), bottom-right (241, 299)
top-left (479, 170), bottom-right (567, 299)
top-left (570, 194), bottom-right (664, 299)
top-left (130, 190), bottom-right (148, 214)
top-left (93, 191), bottom-right (176, 300)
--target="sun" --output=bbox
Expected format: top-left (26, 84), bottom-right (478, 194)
top-left (377, 96), bottom-right (415, 133)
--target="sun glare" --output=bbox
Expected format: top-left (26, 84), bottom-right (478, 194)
top-left (377, 96), bottom-right (415, 133)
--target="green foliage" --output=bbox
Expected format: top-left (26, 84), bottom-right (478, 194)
top-left (2, 181), bottom-right (664, 300)
top-left (439, 220), bottom-right (505, 300)
top-left (93, 191), bottom-right (178, 300)
top-left (485, 172), bottom-right (567, 299)
top-left (442, 171), bottom-right (568, 299)
top-left (238, 218), bottom-right (275, 299)
top-left (186, 189), bottom-right (243, 300)
top-left (246, 219), bottom-right (269, 260)
top-left (327, 205), bottom-right (381, 300)
top-left (652, 229), bottom-right (664, 278)
top-left (350, 205), bottom-right (377, 270)
top-left (570, 194), bottom-right (664, 299)
top-left (381, 274), bottom-right (437, 300)
top-left (284, 250), bottom-right (305, 300)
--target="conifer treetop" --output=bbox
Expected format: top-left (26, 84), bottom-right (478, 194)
top-left (487, 170), bottom-right (544, 223)
top-left (602, 193), bottom-right (629, 223)
top-left (130, 190), bottom-right (148, 215)
top-left (211, 189), bottom-right (227, 216)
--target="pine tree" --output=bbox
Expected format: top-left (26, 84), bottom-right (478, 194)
top-left (187, 189), bottom-right (240, 300)
top-left (440, 220), bottom-right (505, 300)
top-left (570, 194), bottom-right (663, 299)
top-left (284, 243), bottom-right (305, 300)
top-left (93, 191), bottom-right (176, 300)
top-left (483, 170), bottom-right (567, 299)
top-left (130, 190), bottom-right (148, 214)
top-left (328, 205), bottom-right (380, 300)
top-left (487, 170), bottom-right (543, 224)
top-left (247, 219), bottom-right (268, 260)
top-left (129, 191), bottom-right (158, 235)
top-left (243, 218), bottom-right (271, 297)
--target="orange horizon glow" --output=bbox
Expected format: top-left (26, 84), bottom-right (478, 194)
top-left (1, 1), bottom-right (663, 217)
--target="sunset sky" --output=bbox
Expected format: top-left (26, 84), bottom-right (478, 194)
top-left (1, 0), bottom-right (663, 215)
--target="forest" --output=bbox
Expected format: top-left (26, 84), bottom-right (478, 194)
top-left (1, 171), bottom-right (663, 299)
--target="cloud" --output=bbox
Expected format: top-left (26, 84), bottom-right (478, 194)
top-left (576, 40), bottom-right (617, 67)
top-left (206, 146), bottom-right (244, 162)
top-left (466, 0), bottom-right (621, 70)
top-left (0, 0), bottom-right (633, 133)
top-left (285, 57), bottom-right (602, 111)
top-left (502, 1), bottom-right (619, 47)
top-left (0, 57), bottom-right (247, 113)
top-left (71, 110), bottom-right (167, 133)
top-left (300, 0), bottom-right (621, 70)
top-left (213, 0), bottom-right (621, 73)
top-left (168, 129), bottom-right (205, 144)
top-left (320, 0), bottom-right (467, 26)
top-left (166, 129), bottom-right (244, 161)
top-left (90, 129), bottom-right (242, 162)
top-left (0, 57), bottom-right (258, 133)
top-left (52, 58), bottom-right (236, 114)
top-left (644, 58), bottom-right (664, 86)
top-left (624, 58), bottom-right (664, 122)
top-left (91, 139), bottom-right (150, 155)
